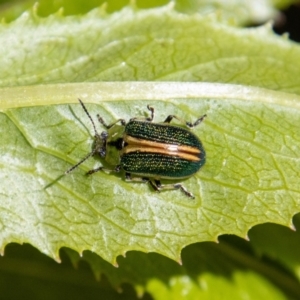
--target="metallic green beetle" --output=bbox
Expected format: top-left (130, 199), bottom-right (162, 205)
top-left (66, 99), bottom-right (206, 198)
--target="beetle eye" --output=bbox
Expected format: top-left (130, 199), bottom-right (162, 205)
top-left (101, 131), bottom-right (108, 139)
top-left (100, 149), bottom-right (106, 157)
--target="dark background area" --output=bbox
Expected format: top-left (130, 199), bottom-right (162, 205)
top-left (273, 3), bottom-right (300, 42)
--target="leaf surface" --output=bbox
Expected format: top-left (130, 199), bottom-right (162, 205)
top-left (1, 82), bottom-right (300, 265)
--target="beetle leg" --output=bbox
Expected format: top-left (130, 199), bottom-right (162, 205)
top-left (188, 114), bottom-right (207, 128)
top-left (173, 183), bottom-right (195, 199)
top-left (149, 180), bottom-right (160, 192)
top-left (125, 175), bottom-right (162, 192)
top-left (97, 115), bottom-right (126, 129)
top-left (146, 105), bottom-right (154, 121)
top-left (130, 105), bottom-right (154, 122)
top-left (164, 114), bottom-right (207, 129)
top-left (87, 165), bottom-right (121, 175)
top-left (150, 180), bottom-right (195, 199)
top-left (125, 172), bottom-right (149, 183)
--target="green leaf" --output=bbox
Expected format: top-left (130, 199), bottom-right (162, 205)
top-left (1, 81), bottom-right (300, 265)
top-left (0, 0), bottom-right (297, 24)
top-left (1, 4), bottom-right (300, 92)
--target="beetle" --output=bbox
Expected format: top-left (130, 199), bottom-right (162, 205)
top-left (66, 99), bottom-right (206, 198)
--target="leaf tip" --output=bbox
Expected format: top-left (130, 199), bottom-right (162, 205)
top-left (112, 259), bottom-right (119, 268)
top-left (166, 0), bottom-right (176, 11)
top-left (54, 255), bottom-right (62, 263)
top-left (135, 285), bottom-right (145, 298)
top-left (129, 0), bottom-right (138, 10)
top-left (289, 223), bottom-right (296, 231)
top-left (256, 20), bottom-right (274, 36)
top-left (177, 256), bottom-right (183, 266)
top-left (57, 7), bottom-right (65, 17)
top-left (282, 32), bottom-right (290, 40)
top-left (100, 2), bottom-right (108, 15)
top-left (32, 2), bottom-right (39, 16)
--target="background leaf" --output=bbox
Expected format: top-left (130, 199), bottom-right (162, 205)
top-left (1, 0), bottom-right (298, 24)
top-left (1, 4), bottom-right (300, 92)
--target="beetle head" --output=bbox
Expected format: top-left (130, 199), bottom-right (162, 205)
top-left (94, 131), bottom-right (108, 157)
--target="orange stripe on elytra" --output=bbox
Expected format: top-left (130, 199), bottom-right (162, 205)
top-left (123, 135), bottom-right (201, 161)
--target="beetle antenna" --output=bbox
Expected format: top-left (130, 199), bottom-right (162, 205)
top-left (65, 148), bottom-right (97, 174)
top-left (78, 98), bottom-right (99, 136)
top-left (65, 99), bottom-right (99, 174)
